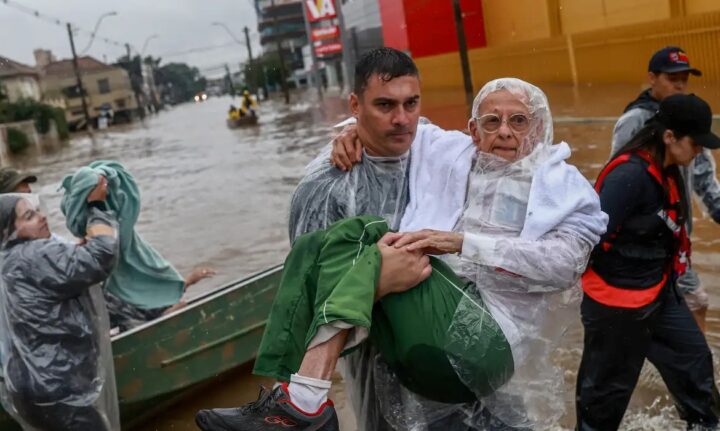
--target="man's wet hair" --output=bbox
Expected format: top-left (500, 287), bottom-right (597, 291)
top-left (354, 47), bottom-right (419, 95)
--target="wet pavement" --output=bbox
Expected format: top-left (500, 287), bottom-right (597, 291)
top-left (17, 85), bottom-right (720, 430)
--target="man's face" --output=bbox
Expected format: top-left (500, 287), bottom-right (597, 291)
top-left (350, 74), bottom-right (421, 157)
top-left (468, 90), bottom-right (534, 161)
top-left (649, 71), bottom-right (689, 100)
top-left (14, 199), bottom-right (50, 240)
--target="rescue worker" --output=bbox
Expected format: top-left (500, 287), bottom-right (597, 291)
top-left (228, 105), bottom-right (240, 120)
top-left (611, 46), bottom-right (720, 332)
top-left (576, 93), bottom-right (720, 430)
top-left (196, 69), bottom-right (607, 431)
top-left (0, 178), bottom-right (121, 430)
top-left (239, 90), bottom-right (257, 118)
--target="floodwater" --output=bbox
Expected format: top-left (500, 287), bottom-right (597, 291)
top-left (16, 83), bottom-right (720, 430)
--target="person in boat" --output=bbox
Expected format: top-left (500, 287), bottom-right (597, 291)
top-left (60, 161), bottom-right (215, 333)
top-left (196, 49), bottom-right (606, 431)
top-left (228, 105), bottom-right (240, 120)
top-left (611, 46), bottom-right (720, 333)
top-left (576, 93), bottom-right (720, 430)
top-left (239, 90), bottom-right (257, 118)
top-left (0, 179), bottom-right (121, 430)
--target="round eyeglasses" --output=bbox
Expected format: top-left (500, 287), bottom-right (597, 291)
top-left (474, 113), bottom-right (531, 134)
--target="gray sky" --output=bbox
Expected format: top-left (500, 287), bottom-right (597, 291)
top-left (0, 0), bottom-right (263, 78)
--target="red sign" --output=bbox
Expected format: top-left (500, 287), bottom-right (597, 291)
top-left (305, 0), bottom-right (337, 23)
top-left (311, 25), bottom-right (339, 41)
top-left (315, 41), bottom-right (343, 57)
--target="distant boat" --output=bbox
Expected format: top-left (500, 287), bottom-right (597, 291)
top-left (226, 115), bottom-right (259, 128)
top-left (0, 265), bottom-right (283, 430)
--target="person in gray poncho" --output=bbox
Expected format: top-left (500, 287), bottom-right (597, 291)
top-left (0, 177), bottom-right (121, 431)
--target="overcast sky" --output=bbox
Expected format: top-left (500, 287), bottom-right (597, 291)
top-left (0, 0), bottom-right (263, 78)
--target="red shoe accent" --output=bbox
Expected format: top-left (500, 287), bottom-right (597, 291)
top-left (264, 415), bottom-right (298, 427)
top-left (280, 383), bottom-right (335, 417)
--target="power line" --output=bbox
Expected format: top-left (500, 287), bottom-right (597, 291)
top-left (1, 0), bottom-right (128, 51)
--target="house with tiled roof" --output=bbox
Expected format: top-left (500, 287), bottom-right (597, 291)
top-left (0, 56), bottom-right (41, 102)
top-left (36, 49), bottom-right (137, 129)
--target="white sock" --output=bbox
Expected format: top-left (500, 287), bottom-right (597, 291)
top-left (288, 373), bottom-right (331, 413)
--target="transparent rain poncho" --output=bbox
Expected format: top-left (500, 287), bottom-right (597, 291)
top-left (446, 78), bottom-right (605, 428)
top-left (357, 78), bottom-right (606, 430)
top-left (0, 194), bottom-right (120, 431)
top-left (288, 146), bottom-right (410, 243)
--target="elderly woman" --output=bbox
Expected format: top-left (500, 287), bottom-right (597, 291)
top-left (197, 79), bottom-right (607, 431)
top-left (0, 181), bottom-right (120, 431)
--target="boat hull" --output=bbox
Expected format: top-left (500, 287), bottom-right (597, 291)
top-left (0, 264), bottom-right (283, 429)
top-left (226, 116), bottom-right (258, 128)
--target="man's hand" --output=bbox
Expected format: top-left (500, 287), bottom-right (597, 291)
top-left (331, 124), bottom-right (363, 171)
top-left (375, 232), bottom-right (432, 300)
top-left (393, 229), bottom-right (464, 255)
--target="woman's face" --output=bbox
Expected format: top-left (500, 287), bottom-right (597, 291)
top-left (14, 199), bottom-right (50, 240)
top-left (664, 130), bottom-right (702, 166)
top-left (468, 89), bottom-right (534, 161)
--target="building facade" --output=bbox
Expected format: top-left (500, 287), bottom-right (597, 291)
top-left (0, 56), bottom-right (42, 102)
top-left (372, 0), bottom-right (720, 90)
top-left (256, 0), bottom-right (307, 73)
top-left (37, 52), bottom-right (137, 128)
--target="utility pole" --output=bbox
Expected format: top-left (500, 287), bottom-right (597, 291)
top-left (270, 0), bottom-right (290, 104)
top-left (451, 0), bottom-right (474, 116)
top-left (302, 0), bottom-right (323, 99)
top-left (225, 63), bottom-right (236, 97)
top-left (66, 23), bottom-right (92, 131)
top-left (126, 43), bottom-right (145, 119)
top-left (243, 26), bottom-right (258, 95)
top-left (336, 3), bottom-right (353, 94)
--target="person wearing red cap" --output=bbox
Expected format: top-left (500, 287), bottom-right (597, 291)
top-left (577, 93), bottom-right (720, 430)
top-left (611, 46), bottom-right (720, 333)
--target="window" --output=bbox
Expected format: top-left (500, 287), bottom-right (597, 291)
top-left (62, 85), bottom-right (84, 98)
top-left (97, 78), bottom-right (111, 94)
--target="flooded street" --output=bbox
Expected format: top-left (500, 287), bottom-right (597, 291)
top-left (19, 86), bottom-right (720, 430)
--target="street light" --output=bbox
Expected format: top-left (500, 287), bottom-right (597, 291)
top-left (80, 11), bottom-right (118, 54)
top-left (212, 22), bottom-right (242, 44)
top-left (141, 34), bottom-right (160, 57)
top-left (211, 22), bottom-right (259, 95)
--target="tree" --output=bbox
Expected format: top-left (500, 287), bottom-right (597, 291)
top-left (0, 84), bottom-right (7, 102)
top-left (155, 63), bottom-right (207, 104)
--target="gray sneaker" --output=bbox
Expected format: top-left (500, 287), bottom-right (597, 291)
top-left (195, 384), bottom-right (339, 431)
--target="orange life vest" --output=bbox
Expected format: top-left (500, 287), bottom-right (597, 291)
top-left (582, 150), bottom-right (690, 308)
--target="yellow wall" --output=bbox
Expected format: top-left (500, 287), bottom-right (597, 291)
top-left (416, 4), bottom-right (720, 90)
top-left (559, 0), bottom-right (671, 34)
top-left (481, 0), bottom-right (553, 46)
top-left (685, 0), bottom-right (720, 14)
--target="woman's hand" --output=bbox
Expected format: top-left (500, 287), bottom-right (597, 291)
top-left (87, 176), bottom-right (108, 202)
top-left (184, 266), bottom-right (216, 288)
top-left (330, 124), bottom-right (363, 171)
top-left (393, 229), bottom-right (464, 255)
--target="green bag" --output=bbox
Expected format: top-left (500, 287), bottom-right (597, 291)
top-left (254, 216), bottom-right (514, 403)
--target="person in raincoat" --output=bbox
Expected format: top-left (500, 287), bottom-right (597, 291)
top-left (0, 177), bottom-right (121, 431)
top-left (197, 57), bottom-right (607, 431)
top-left (576, 94), bottom-right (720, 430)
top-left (610, 47), bottom-right (720, 333)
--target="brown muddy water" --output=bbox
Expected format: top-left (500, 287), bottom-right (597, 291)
top-left (16, 83), bottom-right (720, 430)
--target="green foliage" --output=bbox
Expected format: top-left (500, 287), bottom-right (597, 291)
top-left (0, 99), bottom-right (69, 139)
top-left (155, 62), bottom-right (207, 104)
top-left (6, 127), bottom-right (29, 154)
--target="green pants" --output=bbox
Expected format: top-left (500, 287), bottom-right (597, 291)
top-left (254, 216), bottom-right (514, 403)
